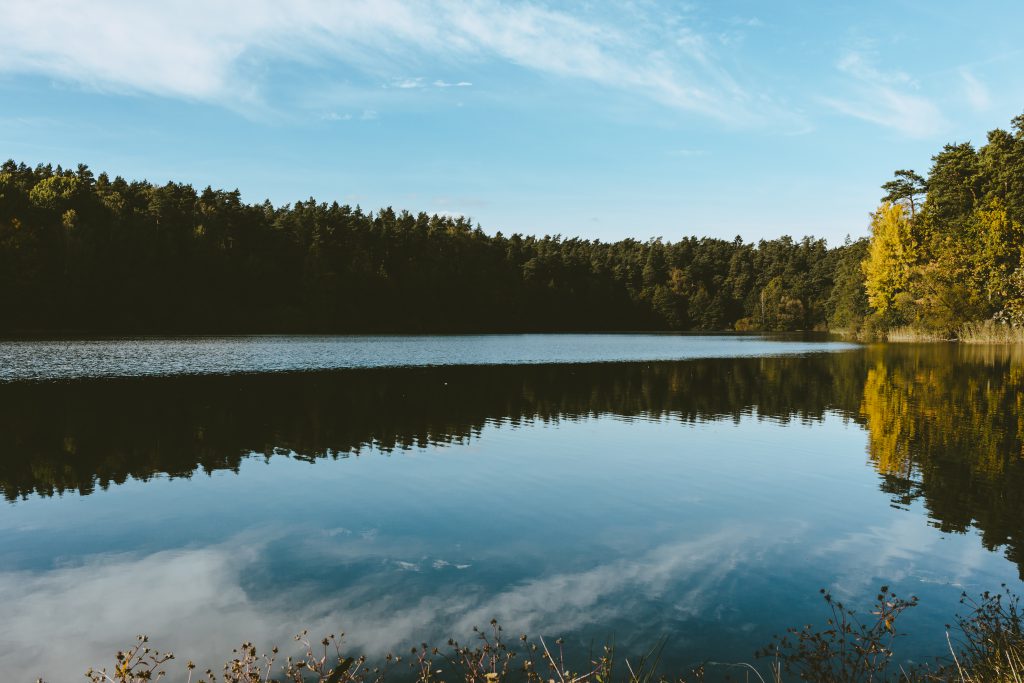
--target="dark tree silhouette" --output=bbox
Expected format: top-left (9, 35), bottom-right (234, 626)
top-left (0, 159), bottom-right (864, 334)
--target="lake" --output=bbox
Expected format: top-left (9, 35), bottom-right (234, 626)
top-left (1, 335), bottom-right (1022, 681)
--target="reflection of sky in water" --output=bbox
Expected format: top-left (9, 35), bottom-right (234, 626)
top-left (2, 413), bottom-right (1018, 682)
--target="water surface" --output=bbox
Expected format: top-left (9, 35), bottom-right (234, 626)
top-left (1, 336), bottom-right (1021, 682)
top-left (0, 333), bottom-right (855, 381)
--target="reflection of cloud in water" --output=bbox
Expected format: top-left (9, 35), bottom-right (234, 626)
top-left (449, 527), bottom-right (757, 636)
top-left (813, 514), bottom-right (997, 597)
top-left (0, 545), bottom-right (290, 683)
top-left (10, 514), bottom-right (1009, 682)
top-left (2, 525), bottom-right (772, 682)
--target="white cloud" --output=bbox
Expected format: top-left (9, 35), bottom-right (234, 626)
top-left (959, 67), bottom-right (992, 112)
top-left (821, 51), bottom-right (946, 138)
top-left (392, 77), bottom-right (426, 89)
top-left (821, 91), bottom-right (945, 138)
top-left (836, 52), bottom-right (915, 87)
top-left (0, 0), bottom-right (760, 123)
top-left (388, 78), bottom-right (472, 89)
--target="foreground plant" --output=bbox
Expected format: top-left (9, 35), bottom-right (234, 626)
top-left (70, 621), bottom-right (625, 683)
top-left (81, 630), bottom-right (373, 683)
top-left (945, 585), bottom-right (1024, 682)
top-left (42, 586), bottom-right (1024, 683)
top-left (757, 586), bottom-right (918, 682)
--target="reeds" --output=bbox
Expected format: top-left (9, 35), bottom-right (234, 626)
top-left (874, 320), bottom-right (1024, 344)
top-left (885, 326), bottom-right (952, 343)
top-left (957, 320), bottom-right (1024, 344)
top-left (943, 586), bottom-right (1024, 682)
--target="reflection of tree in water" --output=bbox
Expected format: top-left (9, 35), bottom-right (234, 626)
top-left (0, 354), bottom-right (866, 502)
top-left (859, 344), bottom-right (1024, 577)
top-left (3, 346), bottom-right (1024, 575)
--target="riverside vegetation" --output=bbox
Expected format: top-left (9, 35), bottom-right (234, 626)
top-left (861, 113), bottom-right (1024, 341)
top-left (63, 586), bottom-right (1024, 683)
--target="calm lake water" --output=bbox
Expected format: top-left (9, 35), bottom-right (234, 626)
top-left (1, 335), bottom-right (1022, 681)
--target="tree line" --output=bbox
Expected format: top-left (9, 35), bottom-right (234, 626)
top-left (861, 111), bottom-right (1024, 336)
top-left (4, 111), bottom-right (1024, 336)
top-left (0, 159), bottom-right (867, 334)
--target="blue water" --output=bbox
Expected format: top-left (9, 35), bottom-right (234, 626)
top-left (0, 337), bottom-right (1020, 682)
top-left (0, 333), bottom-right (855, 381)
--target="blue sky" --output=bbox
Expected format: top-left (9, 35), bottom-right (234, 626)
top-left (2, 0), bottom-right (1022, 244)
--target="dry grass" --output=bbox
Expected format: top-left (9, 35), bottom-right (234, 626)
top-left (885, 326), bottom-right (952, 343)
top-left (942, 587), bottom-right (1024, 682)
top-left (957, 320), bottom-right (1024, 344)
top-left (65, 622), bottom-right (704, 683)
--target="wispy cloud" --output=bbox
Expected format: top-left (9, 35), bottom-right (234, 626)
top-left (836, 52), bottom-right (916, 87)
top-left (821, 51), bottom-right (946, 138)
top-left (391, 77), bottom-right (427, 89)
top-left (958, 67), bottom-right (991, 112)
top-left (0, 0), bottom-right (766, 124)
top-left (386, 77), bottom-right (472, 89)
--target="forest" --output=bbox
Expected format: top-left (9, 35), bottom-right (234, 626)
top-left (862, 111), bottom-right (1024, 338)
top-left (2, 111), bottom-right (1023, 336)
top-left (0, 159), bottom-right (866, 334)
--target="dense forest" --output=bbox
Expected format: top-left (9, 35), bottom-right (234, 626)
top-left (862, 111), bottom-right (1024, 337)
top-left (0, 159), bottom-right (867, 334)
top-left (4, 111), bottom-right (1023, 335)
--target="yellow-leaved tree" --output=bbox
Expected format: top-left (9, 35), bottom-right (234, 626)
top-left (972, 198), bottom-right (1024, 307)
top-left (862, 202), bottom-right (917, 315)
